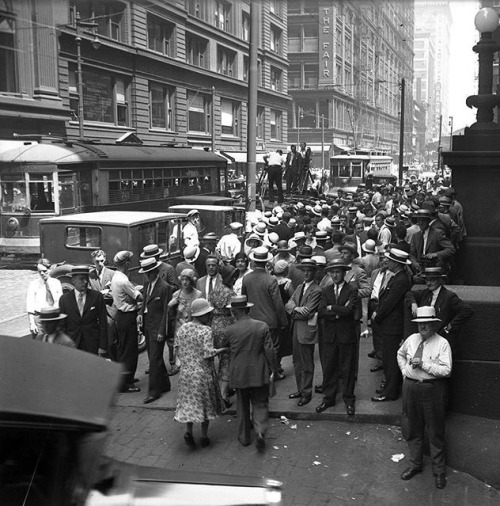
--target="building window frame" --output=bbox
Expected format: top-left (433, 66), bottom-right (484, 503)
top-left (241, 11), bottom-right (250, 42)
top-left (0, 12), bottom-right (17, 93)
top-left (147, 14), bottom-right (175, 57)
top-left (270, 109), bottom-right (282, 141)
top-left (217, 45), bottom-right (236, 78)
top-left (270, 24), bottom-right (282, 55)
top-left (187, 90), bottom-right (211, 134)
top-left (149, 83), bottom-right (175, 131)
top-left (257, 106), bottom-right (264, 140)
top-left (186, 32), bottom-right (208, 69)
top-left (270, 66), bottom-right (282, 92)
top-left (220, 98), bottom-right (240, 137)
top-left (214, 1), bottom-right (232, 33)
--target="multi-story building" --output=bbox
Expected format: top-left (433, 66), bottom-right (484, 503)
top-left (287, 0), bottom-right (414, 168)
top-left (0, 0), bottom-right (289, 154)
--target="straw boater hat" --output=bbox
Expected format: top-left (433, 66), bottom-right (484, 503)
top-left (311, 255), bottom-right (327, 266)
top-left (183, 246), bottom-right (197, 263)
top-left (253, 222), bottom-right (267, 237)
top-left (114, 250), bottom-right (133, 264)
top-left (385, 248), bottom-right (411, 265)
top-left (311, 205), bottom-right (322, 217)
top-left (191, 298), bottom-right (214, 317)
top-left (39, 307), bottom-right (67, 321)
top-left (138, 257), bottom-right (162, 274)
top-left (226, 294), bottom-right (254, 309)
top-left (249, 246), bottom-right (273, 263)
top-left (422, 267), bottom-right (447, 278)
top-left (412, 209), bottom-right (433, 220)
top-left (384, 216), bottom-right (396, 228)
top-left (293, 231), bottom-right (306, 242)
top-left (315, 231), bottom-right (328, 242)
top-left (362, 239), bottom-right (377, 254)
top-left (71, 265), bottom-right (90, 276)
top-left (141, 244), bottom-right (163, 258)
top-left (411, 306), bottom-right (441, 323)
top-left (325, 258), bottom-right (350, 271)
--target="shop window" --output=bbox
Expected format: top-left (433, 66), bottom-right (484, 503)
top-left (147, 14), bottom-right (175, 56)
top-left (150, 83), bottom-right (175, 130)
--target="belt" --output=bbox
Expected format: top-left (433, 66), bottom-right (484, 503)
top-left (405, 376), bottom-right (443, 384)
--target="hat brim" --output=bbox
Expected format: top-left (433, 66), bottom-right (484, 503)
top-left (138, 262), bottom-right (162, 274)
top-left (339, 246), bottom-right (359, 258)
top-left (422, 273), bottom-right (447, 278)
top-left (191, 307), bottom-right (214, 317)
top-left (384, 251), bottom-right (411, 265)
top-left (226, 302), bottom-right (254, 309)
top-left (325, 265), bottom-right (350, 271)
top-left (140, 249), bottom-right (163, 258)
top-left (362, 245), bottom-right (376, 253)
top-left (40, 314), bottom-right (67, 321)
top-left (411, 317), bottom-right (442, 323)
top-left (249, 252), bottom-right (273, 262)
top-left (297, 263), bottom-right (317, 270)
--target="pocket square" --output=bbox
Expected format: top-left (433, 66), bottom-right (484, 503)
top-left (153, 297), bottom-right (161, 301)
top-left (90, 306), bottom-right (95, 310)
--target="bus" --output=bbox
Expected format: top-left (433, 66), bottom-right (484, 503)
top-left (327, 150), bottom-right (396, 194)
top-left (0, 138), bottom-right (228, 262)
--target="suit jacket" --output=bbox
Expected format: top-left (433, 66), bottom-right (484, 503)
top-left (285, 281), bottom-right (322, 344)
top-left (374, 269), bottom-right (411, 336)
top-left (221, 315), bottom-right (278, 389)
top-left (274, 222), bottom-right (294, 242)
top-left (89, 266), bottom-right (117, 319)
top-left (368, 267), bottom-right (394, 317)
top-left (159, 262), bottom-right (180, 289)
top-left (59, 288), bottom-right (108, 351)
top-left (139, 278), bottom-right (172, 338)
top-left (410, 227), bottom-right (455, 270)
top-left (196, 273), bottom-right (222, 299)
top-left (242, 269), bottom-right (288, 329)
top-left (404, 285), bottom-right (473, 340)
top-left (318, 282), bottom-right (358, 344)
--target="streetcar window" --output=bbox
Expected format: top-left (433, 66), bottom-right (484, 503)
top-left (351, 162), bottom-right (362, 178)
top-left (66, 227), bottom-right (101, 249)
top-left (338, 163), bottom-right (350, 178)
top-left (1, 181), bottom-right (27, 212)
top-left (28, 173), bottom-right (54, 212)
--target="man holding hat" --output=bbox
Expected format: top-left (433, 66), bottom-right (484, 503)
top-left (217, 222), bottom-right (243, 261)
top-left (221, 295), bottom-right (278, 450)
top-left (111, 251), bottom-right (143, 393)
top-left (58, 265), bottom-right (108, 356)
top-left (317, 258), bottom-right (359, 415)
top-left (138, 257), bottom-right (173, 404)
top-left (397, 306), bottom-right (452, 489)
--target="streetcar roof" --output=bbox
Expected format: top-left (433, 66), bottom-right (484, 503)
top-left (39, 211), bottom-right (186, 226)
top-left (330, 154), bottom-right (392, 160)
top-left (169, 204), bottom-right (236, 212)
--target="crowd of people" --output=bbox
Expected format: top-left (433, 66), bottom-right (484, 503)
top-left (25, 177), bottom-right (474, 486)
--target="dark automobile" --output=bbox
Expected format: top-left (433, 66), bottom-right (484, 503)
top-left (0, 338), bottom-right (283, 506)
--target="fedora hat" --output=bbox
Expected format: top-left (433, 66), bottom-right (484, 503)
top-left (339, 241), bottom-right (359, 258)
top-left (296, 245), bottom-right (313, 258)
top-left (311, 205), bottom-right (322, 216)
top-left (411, 305), bottom-right (442, 323)
top-left (39, 307), bottom-right (67, 321)
top-left (325, 258), bottom-right (350, 271)
top-left (268, 216), bottom-right (279, 226)
top-left (191, 298), bottom-right (214, 317)
top-left (385, 248), bottom-right (411, 265)
top-left (141, 244), bottom-right (163, 258)
top-left (71, 265), bottom-right (90, 276)
top-left (413, 209), bottom-right (433, 220)
top-left (114, 250), bottom-right (133, 265)
top-left (226, 294), bottom-right (254, 309)
top-left (422, 267), bottom-right (447, 278)
top-left (249, 246), bottom-right (273, 263)
top-left (438, 196), bottom-right (452, 206)
top-left (362, 239), bottom-right (377, 254)
top-left (276, 240), bottom-right (291, 252)
top-left (297, 258), bottom-right (317, 270)
top-left (138, 257), bottom-right (162, 274)
top-left (384, 217), bottom-right (396, 228)
top-left (220, 264), bottom-right (238, 286)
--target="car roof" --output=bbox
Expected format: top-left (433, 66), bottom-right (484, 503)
top-left (0, 337), bottom-right (122, 430)
top-left (169, 204), bottom-right (235, 212)
top-left (40, 211), bottom-right (186, 226)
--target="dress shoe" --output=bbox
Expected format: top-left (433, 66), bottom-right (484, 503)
top-left (370, 364), bottom-right (384, 372)
top-left (435, 474), bottom-right (447, 489)
top-left (367, 350), bottom-right (377, 358)
top-left (200, 437), bottom-right (210, 448)
top-left (316, 401), bottom-right (335, 413)
top-left (120, 385), bottom-right (141, 393)
top-left (314, 385), bottom-right (323, 394)
top-left (371, 395), bottom-right (395, 402)
top-left (297, 396), bottom-right (312, 407)
top-left (184, 432), bottom-right (195, 448)
top-left (143, 395), bottom-right (159, 404)
top-left (346, 404), bottom-right (355, 417)
top-left (168, 365), bottom-right (180, 376)
top-left (289, 391), bottom-right (302, 399)
top-left (255, 433), bottom-right (265, 451)
top-left (400, 467), bottom-right (422, 481)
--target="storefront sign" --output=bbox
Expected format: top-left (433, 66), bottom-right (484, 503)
top-left (318, 3), bottom-right (334, 87)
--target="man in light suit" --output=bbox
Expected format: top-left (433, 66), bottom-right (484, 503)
top-left (286, 258), bottom-right (323, 406)
top-left (58, 265), bottom-right (108, 356)
top-left (196, 255), bottom-right (222, 299)
top-left (221, 295), bottom-right (278, 450)
top-left (317, 259), bottom-right (359, 416)
top-left (137, 257), bottom-right (173, 404)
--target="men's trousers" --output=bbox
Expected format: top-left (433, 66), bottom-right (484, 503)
top-left (144, 318), bottom-right (171, 398)
top-left (381, 333), bottom-right (402, 399)
top-left (116, 310), bottom-right (139, 388)
top-left (236, 385), bottom-right (270, 445)
top-left (292, 333), bottom-right (315, 398)
top-left (267, 166), bottom-right (284, 203)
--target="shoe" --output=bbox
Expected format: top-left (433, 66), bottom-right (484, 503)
top-left (316, 401), bottom-right (335, 413)
top-left (289, 391), bottom-right (302, 399)
top-left (371, 395), bottom-right (395, 402)
top-left (133, 377), bottom-right (140, 383)
top-left (238, 438), bottom-right (251, 447)
top-left (143, 395), bottom-right (159, 404)
top-left (120, 385), bottom-right (141, 393)
top-left (367, 351), bottom-right (376, 358)
top-left (370, 364), bottom-right (384, 372)
top-left (314, 385), bottom-right (323, 394)
top-left (223, 398), bottom-right (233, 409)
top-left (255, 433), bottom-right (265, 451)
top-left (184, 432), bottom-right (195, 448)
top-left (169, 365), bottom-right (180, 376)
top-left (346, 405), bottom-right (355, 417)
top-left (435, 474), bottom-right (447, 489)
top-left (200, 437), bottom-right (210, 448)
top-left (297, 396), bottom-right (312, 407)
top-left (400, 467), bottom-right (422, 481)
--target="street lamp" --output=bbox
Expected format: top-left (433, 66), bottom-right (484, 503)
top-left (465, 7), bottom-right (500, 132)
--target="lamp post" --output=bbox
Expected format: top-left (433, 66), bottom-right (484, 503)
top-left (74, 13), bottom-right (100, 141)
top-left (448, 116), bottom-right (453, 149)
top-left (398, 77), bottom-right (405, 186)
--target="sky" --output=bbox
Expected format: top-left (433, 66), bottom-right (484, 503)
top-left (448, 0), bottom-right (482, 130)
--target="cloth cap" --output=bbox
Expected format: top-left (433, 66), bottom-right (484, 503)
top-left (187, 209), bottom-right (199, 218)
top-left (230, 222), bottom-right (243, 230)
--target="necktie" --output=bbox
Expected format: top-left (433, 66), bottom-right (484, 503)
top-left (430, 290), bottom-right (438, 307)
top-left (78, 291), bottom-right (85, 315)
top-left (209, 276), bottom-right (214, 295)
top-left (298, 283), bottom-right (305, 305)
top-left (413, 340), bottom-right (425, 363)
top-left (335, 284), bottom-right (340, 301)
top-left (45, 281), bottom-right (54, 306)
top-left (423, 229), bottom-right (429, 253)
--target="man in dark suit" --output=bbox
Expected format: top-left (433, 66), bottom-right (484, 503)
top-left (59, 265), bottom-right (108, 356)
top-left (196, 255), bottom-right (222, 299)
top-left (317, 259), bottom-right (358, 416)
top-left (221, 295), bottom-right (278, 450)
top-left (137, 257), bottom-right (173, 404)
top-left (285, 258), bottom-right (323, 406)
top-left (371, 248), bottom-right (412, 402)
top-left (404, 266), bottom-right (473, 353)
top-left (285, 144), bottom-right (301, 194)
top-left (273, 212), bottom-right (294, 242)
top-left (345, 220), bottom-right (367, 258)
top-left (141, 244), bottom-right (179, 289)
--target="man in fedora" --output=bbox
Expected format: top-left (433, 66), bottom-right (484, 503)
top-left (404, 267), bottom-right (473, 353)
top-left (289, 230), bottom-right (307, 256)
top-left (317, 258), bottom-right (359, 415)
top-left (397, 306), bottom-right (452, 489)
top-left (272, 240), bottom-right (295, 266)
top-left (137, 257), bottom-right (173, 404)
top-left (36, 307), bottom-right (75, 348)
top-left (371, 248), bottom-right (412, 402)
top-left (221, 295), bottom-right (278, 450)
top-left (141, 244), bottom-right (179, 289)
top-left (111, 251), bottom-right (143, 393)
top-left (242, 247), bottom-right (287, 361)
top-left (286, 258), bottom-right (322, 407)
top-left (58, 265), bottom-right (108, 356)
top-left (288, 244), bottom-right (313, 291)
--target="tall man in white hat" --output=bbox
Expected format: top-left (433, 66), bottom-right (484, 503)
top-left (216, 222), bottom-right (243, 261)
top-left (397, 306), bottom-right (452, 489)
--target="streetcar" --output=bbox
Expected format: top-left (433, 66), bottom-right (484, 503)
top-left (327, 150), bottom-right (396, 194)
top-left (0, 138), bottom-right (228, 262)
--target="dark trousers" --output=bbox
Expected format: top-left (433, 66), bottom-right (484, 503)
top-left (116, 310), bottom-right (139, 387)
top-left (401, 379), bottom-right (448, 474)
top-left (106, 316), bottom-right (118, 361)
top-left (236, 385), bottom-right (270, 444)
top-left (381, 333), bottom-right (402, 399)
top-left (285, 169), bottom-right (298, 193)
top-left (267, 165), bottom-right (283, 203)
top-left (371, 320), bottom-right (383, 363)
top-left (292, 333), bottom-right (315, 398)
top-left (320, 340), bottom-right (356, 406)
top-left (144, 318), bottom-right (171, 398)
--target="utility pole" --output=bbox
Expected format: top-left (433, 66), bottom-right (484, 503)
top-left (437, 114), bottom-right (442, 176)
top-left (448, 115), bottom-right (453, 149)
top-left (297, 106), bottom-right (302, 145)
top-left (398, 77), bottom-right (405, 186)
top-left (321, 114), bottom-right (325, 171)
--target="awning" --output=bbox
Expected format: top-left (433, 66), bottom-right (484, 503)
top-left (307, 144), bottom-right (331, 154)
top-left (220, 151), bottom-right (267, 164)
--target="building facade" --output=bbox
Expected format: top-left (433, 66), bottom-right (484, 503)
top-left (287, 0), bottom-right (414, 168)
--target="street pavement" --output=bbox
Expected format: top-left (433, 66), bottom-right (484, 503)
top-left (1, 269), bottom-right (499, 504)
